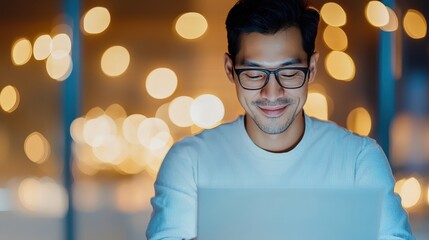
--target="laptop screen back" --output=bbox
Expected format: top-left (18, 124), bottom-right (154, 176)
top-left (198, 188), bottom-right (383, 240)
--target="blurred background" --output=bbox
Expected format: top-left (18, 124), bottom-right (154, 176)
top-left (0, 0), bottom-right (428, 239)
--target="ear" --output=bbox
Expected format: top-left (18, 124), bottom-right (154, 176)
top-left (308, 51), bottom-right (319, 83)
top-left (224, 53), bottom-right (235, 83)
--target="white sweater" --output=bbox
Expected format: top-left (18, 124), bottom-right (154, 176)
top-left (147, 114), bottom-right (414, 240)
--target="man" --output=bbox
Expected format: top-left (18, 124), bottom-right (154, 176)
top-left (146, 0), bottom-right (414, 239)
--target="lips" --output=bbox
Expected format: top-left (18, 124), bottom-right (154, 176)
top-left (259, 105), bottom-right (287, 117)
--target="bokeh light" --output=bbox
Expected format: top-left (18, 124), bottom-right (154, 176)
top-left (137, 118), bottom-right (171, 150)
top-left (175, 12), bottom-right (208, 40)
top-left (190, 94), bottom-right (225, 129)
top-left (304, 92), bottom-right (328, 120)
top-left (346, 107), bottom-right (372, 136)
top-left (105, 103), bottom-right (127, 120)
top-left (82, 6), bottom-right (111, 34)
top-left (92, 136), bottom-right (127, 164)
top-left (70, 117), bottom-right (86, 144)
top-left (320, 2), bottom-right (347, 27)
top-left (83, 114), bottom-right (117, 147)
top-left (24, 132), bottom-right (50, 164)
top-left (0, 85), bottom-right (20, 113)
top-left (403, 9), bottom-right (427, 39)
top-left (365, 1), bottom-right (389, 27)
top-left (46, 54), bottom-right (73, 81)
top-left (394, 178), bottom-right (407, 196)
top-left (115, 155), bottom-right (146, 175)
top-left (33, 34), bottom-right (52, 60)
top-left (73, 143), bottom-right (100, 176)
top-left (323, 26), bottom-right (348, 51)
top-left (145, 68), bottom-right (178, 99)
top-left (123, 114), bottom-right (147, 145)
top-left (400, 177), bottom-right (421, 208)
top-left (18, 177), bottom-right (68, 216)
top-left (51, 33), bottom-right (72, 59)
top-left (380, 7), bottom-right (399, 32)
top-left (11, 38), bottom-right (32, 65)
top-left (86, 106), bottom-right (104, 119)
top-left (325, 51), bottom-right (355, 81)
top-left (101, 46), bottom-right (130, 77)
top-left (168, 96), bottom-right (194, 127)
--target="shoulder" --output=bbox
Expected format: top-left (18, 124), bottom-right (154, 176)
top-left (306, 115), bottom-right (369, 145)
top-left (305, 115), bottom-right (385, 162)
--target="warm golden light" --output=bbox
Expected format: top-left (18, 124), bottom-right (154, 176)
top-left (325, 51), bottom-right (355, 81)
top-left (145, 68), bottom-right (178, 99)
top-left (320, 2), bottom-right (347, 27)
top-left (190, 94), bottom-right (225, 129)
top-left (400, 177), bottom-right (421, 208)
top-left (51, 33), bottom-right (72, 59)
top-left (365, 1), bottom-right (389, 27)
top-left (304, 92), bottom-right (328, 120)
top-left (33, 34), bottom-right (52, 60)
top-left (137, 118), bottom-right (171, 150)
top-left (380, 7), bottom-right (399, 32)
top-left (168, 96), bottom-right (194, 127)
top-left (123, 114), bottom-right (147, 145)
top-left (347, 107), bottom-right (372, 136)
top-left (83, 6), bottom-right (111, 34)
top-left (0, 85), bottom-right (20, 113)
top-left (175, 12), bottom-right (208, 40)
top-left (70, 117), bottom-right (86, 144)
top-left (12, 38), bottom-right (32, 65)
top-left (86, 107), bottom-right (104, 119)
top-left (83, 114), bottom-right (117, 147)
top-left (46, 54), bottom-right (73, 81)
top-left (92, 136), bottom-right (127, 165)
top-left (105, 103), bottom-right (127, 120)
top-left (18, 177), bottom-right (40, 212)
top-left (24, 132), bottom-right (50, 164)
top-left (115, 157), bottom-right (145, 175)
top-left (323, 26), bottom-right (348, 51)
top-left (101, 46), bottom-right (130, 77)
top-left (18, 177), bottom-right (68, 216)
top-left (403, 9), bottom-right (427, 39)
top-left (73, 143), bottom-right (100, 176)
top-left (394, 178), bottom-right (407, 195)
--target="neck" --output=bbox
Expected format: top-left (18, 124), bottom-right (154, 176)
top-left (245, 112), bottom-right (305, 153)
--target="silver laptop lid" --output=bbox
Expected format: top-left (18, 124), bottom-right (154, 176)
top-left (198, 188), bottom-right (383, 240)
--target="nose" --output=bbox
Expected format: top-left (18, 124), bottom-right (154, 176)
top-left (260, 73), bottom-right (284, 100)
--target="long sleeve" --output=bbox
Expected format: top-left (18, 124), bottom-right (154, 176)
top-left (146, 142), bottom-right (198, 240)
top-left (355, 138), bottom-right (415, 240)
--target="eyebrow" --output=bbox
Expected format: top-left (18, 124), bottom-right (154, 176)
top-left (242, 58), bottom-right (302, 67)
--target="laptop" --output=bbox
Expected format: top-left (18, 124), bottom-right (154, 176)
top-left (197, 187), bottom-right (383, 240)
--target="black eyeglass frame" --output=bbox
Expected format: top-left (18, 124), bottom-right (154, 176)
top-left (232, 66), bottom-right (310, 90)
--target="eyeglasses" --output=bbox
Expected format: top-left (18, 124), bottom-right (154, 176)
top-left (233, 66), bottom-right (309, 90)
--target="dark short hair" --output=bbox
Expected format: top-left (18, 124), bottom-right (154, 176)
top-left (225, 0), bottom-right (320, 63)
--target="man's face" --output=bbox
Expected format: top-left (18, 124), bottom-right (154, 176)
top-left (225, 27), bottom-right (318, 136)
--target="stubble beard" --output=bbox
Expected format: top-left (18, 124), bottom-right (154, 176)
top-left (251, 98), bottom-right (298, 135)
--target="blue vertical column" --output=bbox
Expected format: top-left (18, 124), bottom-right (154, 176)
top-left (63, 0), bottom-right (81, 240)
top-left (378, 0), bottom-right (395, 160)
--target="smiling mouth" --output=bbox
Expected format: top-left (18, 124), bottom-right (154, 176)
top-left (259, 105), bottom-right (288, 117)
